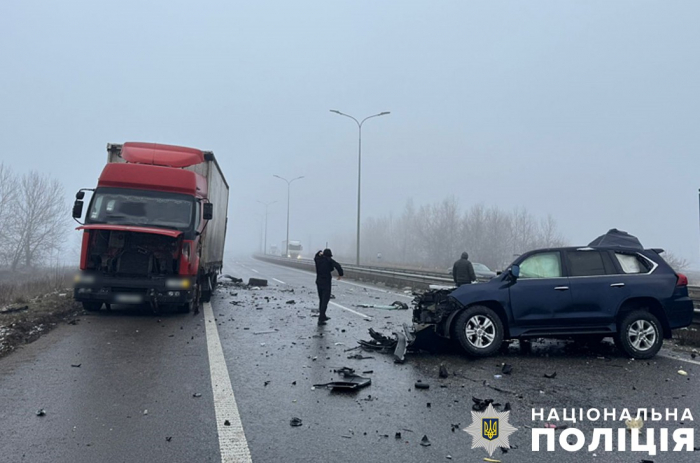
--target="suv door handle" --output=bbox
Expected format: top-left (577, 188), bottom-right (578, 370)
top-left (554, 286), bottom-right (569, 291)
top-left (610, 283), bottom-right (625, 288)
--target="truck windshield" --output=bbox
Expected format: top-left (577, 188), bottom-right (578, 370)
top-left (86, 188), bottom-right (194, 231)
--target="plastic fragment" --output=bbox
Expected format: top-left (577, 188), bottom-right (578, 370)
top-left (290, 417), bottom-right (302, 427)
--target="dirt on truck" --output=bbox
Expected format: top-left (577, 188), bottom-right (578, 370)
top-left (72, 142), bottom-right (229, 313)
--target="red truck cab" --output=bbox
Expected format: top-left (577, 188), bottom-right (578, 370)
top-left (73, 142), bottom-right (229, 313)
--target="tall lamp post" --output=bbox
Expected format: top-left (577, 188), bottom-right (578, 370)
top-left (330, 109), bottom-right (390, 265)
top-left (257, 200), bottom-right (277, 255)
top-left (273, 175), bottom-right (304, 258)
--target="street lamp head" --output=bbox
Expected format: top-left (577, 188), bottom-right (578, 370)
top-left (330, 110), bottom-right (341, 114)
top-left (379, 111), bottom-right (390, 116)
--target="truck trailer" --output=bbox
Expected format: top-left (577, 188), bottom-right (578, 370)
top-left (72, 142), bottom-right (229, 313)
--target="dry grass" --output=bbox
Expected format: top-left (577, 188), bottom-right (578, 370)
top-left (0, 266), bottom-right (74, 307)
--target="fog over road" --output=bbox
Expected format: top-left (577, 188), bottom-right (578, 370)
top-left (1, 258), bottom-right (698, 462)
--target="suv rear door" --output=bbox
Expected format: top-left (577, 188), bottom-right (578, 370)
top-left (509, 251), bottom-right (572, 329)
top-left (561, 249), bottom-right (627, 328)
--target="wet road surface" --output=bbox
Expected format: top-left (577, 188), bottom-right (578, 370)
top-left (0, 256), bottom-right (698, 462)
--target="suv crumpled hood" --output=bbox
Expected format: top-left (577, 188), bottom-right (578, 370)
top-left (449, 277), bottom-right (509, 306)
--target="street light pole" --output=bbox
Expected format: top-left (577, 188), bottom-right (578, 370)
top-left (330, 110), bottom-right (390, 265)
top-left (256, 200), bottom-right (277, 255)
top-left (273, 175), bottom-right (304, 258)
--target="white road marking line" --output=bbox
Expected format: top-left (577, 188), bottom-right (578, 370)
top-left (203, 302), bottom-right (252, 463)
top-left (272, 278), bottom-right (286, 285)
top-left (329, 301), bottom-right (372, 320)
top-left (659, 353), bottom-right (700, 366)
top-left (251, 268), bottom-right (259, 273)
top-left (253, 261), bottom-right (413, 299)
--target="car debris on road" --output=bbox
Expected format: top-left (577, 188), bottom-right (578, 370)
top-left (313, 367), bottom-right (371, 390)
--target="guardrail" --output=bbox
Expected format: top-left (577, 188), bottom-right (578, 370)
top-left (254, 254), bottom-right (700, 324)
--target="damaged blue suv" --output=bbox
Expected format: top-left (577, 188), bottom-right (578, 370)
top-left (413, 233), bottom-right (694, 359)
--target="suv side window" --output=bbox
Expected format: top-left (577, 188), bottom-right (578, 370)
top-left (519, 252), bottom-right (562, 279)
top-left (567, 251), bottom-right (606, 277)
top-left (615, 252), bottom-right (652, 274)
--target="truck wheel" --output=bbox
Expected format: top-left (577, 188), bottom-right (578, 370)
top-left (200, 274), bottom-right (212, 303)
top-left (82, 302), bottom-right (102, 312)
top-left (614, 310), bottom-right (663, 359)
top-left (454, 305), bottom-right (504, 357)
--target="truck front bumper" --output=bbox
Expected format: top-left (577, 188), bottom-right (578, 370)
top-left (74, 274), bottom-right (194, 306)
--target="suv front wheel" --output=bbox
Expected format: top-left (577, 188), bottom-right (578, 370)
top-left (454, 305), bottom-right (504, 357)
top-left (615, 310), bottom-right (663, 359)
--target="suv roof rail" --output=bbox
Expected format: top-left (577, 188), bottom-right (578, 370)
top-left (650, 248), bottom-right (665, 254)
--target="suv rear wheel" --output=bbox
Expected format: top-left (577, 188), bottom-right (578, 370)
top-left (615, 310), bottom-right (663, 359)
top-left (454, 305), bottom-right (504, 357)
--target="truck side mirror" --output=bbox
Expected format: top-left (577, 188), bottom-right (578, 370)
top-left (76, 191), bottom-right (85, 200)
top-left (203, 203), bottom-right (213, 220)
top-left (72, 200), bottom-right (84, 219)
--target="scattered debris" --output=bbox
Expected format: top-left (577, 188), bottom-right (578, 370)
top-left (451, 423), bottom-right (461, 432)
top-left (502, 364), bottom-right (513, 375)
top-left (472, 397), bottom-right (501, 412)
top-left (347, 354), bottom-right (374, 360)
top-left (678, 370), bottom-right (688, 376)
top-left (355, 301), bottom-right (409, 310)
top-left (264, 381), bottom-right (271, 387)
top-left (166, 436), bottom-right (172, 442)
top-left (253, 330), bottom-right (278, 335)
top-left (544, 372), bottom-right (557, 379)
top-left (71, 364), bottom-right (81, 368)
top-left (224, 420), bottom-right (231, 426)
top-left (248, 278), bottom-right (268, 287)
top-left (420, 435), bottom-right (431, 447)
top-left (625, 418), bottom-right (644, 433)
top-left (439, 364), bottom-right (449, 378)
top-left (362, 370), bottom-right (374, 374)
top-left (290, 417), bottom-right (303, 427)
top-left (0, 306), bottom-right (29, 315)
top-left (222, 275), bottom-right (243, 283)
top-left (395, 432), bottom-right (402, 439)
top-left (143, 410), bottom-right (148, 416)
top-left (314, 368), bottom-right (372, 390)
top-left (415, 381), bottom-right (430, 390)
top-left (36, 409), bottom-right (46, 417)
top-left (193, 393), bottom-right (202, 398)
top-left (483, 458), bottom-right (501, 463)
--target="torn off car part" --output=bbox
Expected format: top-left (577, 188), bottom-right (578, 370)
top-left (248, 278), bottom-right (268, 287)
top-left (355, 301), bottom-right (409, 310)
top-left (314, 368), bottom-right (371, 390)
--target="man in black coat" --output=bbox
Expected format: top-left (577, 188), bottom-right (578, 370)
top-left (314, 248), bottom-right (344, 325)
top-left (452, 251), bottom-right (476, 287)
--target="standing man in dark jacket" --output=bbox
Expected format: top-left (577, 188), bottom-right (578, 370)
top-left (453, 251), bottom-right (476, 287)
top-left (314, 248), bottom-right (344, 325)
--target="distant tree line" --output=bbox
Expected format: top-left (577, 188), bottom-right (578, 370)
top-left (359, 197), bottom-right (567, 271)
top-left (0, 164), bottom-right (67, 270)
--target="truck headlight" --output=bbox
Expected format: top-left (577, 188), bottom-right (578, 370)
top-left (166, 278), bottom-right (191, 289)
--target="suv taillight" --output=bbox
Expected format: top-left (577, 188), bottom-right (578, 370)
top-left (676, 273), bottom-right (688, 287)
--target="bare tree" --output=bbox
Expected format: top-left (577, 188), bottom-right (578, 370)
top-left (7, 171), bottom-right (67, 270)
top-left (662, 252), bottom-right (691, 273)
top-left (359, 197), bottom-right (567, 271)
top-left (0, 164), bottom-right (18, 266)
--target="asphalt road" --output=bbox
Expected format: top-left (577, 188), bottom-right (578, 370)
top-left (0, 257), bottom-right (698, 463)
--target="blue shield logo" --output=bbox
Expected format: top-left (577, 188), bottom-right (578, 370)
top-left (482, 418), bottom-right (498, 441)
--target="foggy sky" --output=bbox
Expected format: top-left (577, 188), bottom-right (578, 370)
top-left (1, 1), bottom-right (699, 266)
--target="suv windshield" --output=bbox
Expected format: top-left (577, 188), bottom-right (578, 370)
top-left (86, 188), bottom-right (194, 231)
